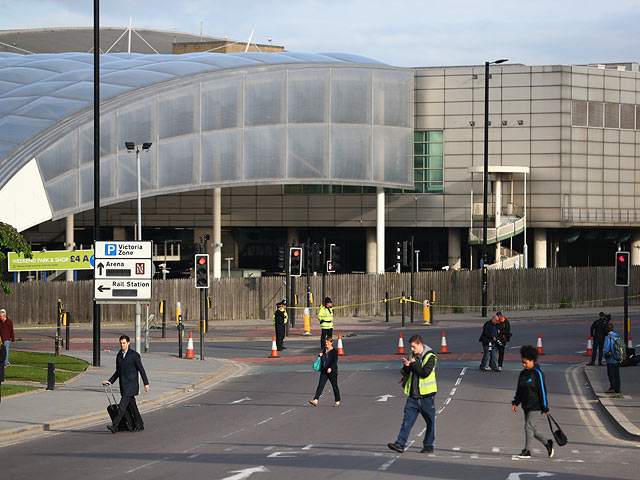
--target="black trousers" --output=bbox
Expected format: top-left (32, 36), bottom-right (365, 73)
top-left (606, 363), bottom-right (621, 393)
top-left (275, 324), bottom-right (285, 350)
top-left (113, 395), bottom-right (143, 428)
top-left (320, 328), bottom-right (333, 350)
top-left (314, 371), bottom-right (340, 402)
top-left (497, 344), bottom-right (506, 367)
top-left (591, 339), bottom-right (605, 364)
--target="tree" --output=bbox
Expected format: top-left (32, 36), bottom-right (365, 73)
top-left (0, 222), bottom-right (32, 294)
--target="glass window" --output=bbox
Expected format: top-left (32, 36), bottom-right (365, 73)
top-left (412, 130), bottom-right (444, 194)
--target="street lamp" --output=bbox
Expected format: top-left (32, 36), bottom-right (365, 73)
top-left (481, 58), bottom-right (508, 318)
top-left (125, 141), bottom-right (152, 352)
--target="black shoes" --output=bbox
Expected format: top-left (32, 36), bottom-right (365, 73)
top-left (133, 426), bottom-right (144, 432)
top-left (598, 362), bottom-right (604, 366)
top-left (517, 449), bottom-right (531, 459)
top-left (586, 362), bottom-right (594, 366)
top-left (420, 446), bottom-right (434, 453)
top-left (107, 424), bottom-right (117, 434)
top-left (546, 439), bottom-right (554, 458)
top-left (387, 442), bottom-right (404, 453)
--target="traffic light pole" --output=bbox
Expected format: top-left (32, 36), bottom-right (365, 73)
top-left (624, 286), bottom-right (629, 348)
top-left (322, 237), bottom-right (326, 303)
top-left (410, 236), bottom-right (414, 323)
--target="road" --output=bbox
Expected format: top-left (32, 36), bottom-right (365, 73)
top-left (4, 316), bottom-right (640, 479)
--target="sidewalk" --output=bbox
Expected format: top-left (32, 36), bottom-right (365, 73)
top-left (0, 350), bottom-right (242, 444)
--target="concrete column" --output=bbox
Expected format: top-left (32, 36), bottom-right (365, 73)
top-left (287, 227), bottom-right (300, 246)
top-left (494, 177), bottom-right (502, 262)
top-left (631, 231), bottom-right (640, 265)
top-left (113, 227), bottom-right (127, 241)
top-left (213, 188), bottom-right (222, 278)
top-left (65, 215), bottom-right (74, 281)
top-left (447, 228), bottom-right (461, 270)
top-left (533, 228), bottom-right (547, 268)
top-left (376, 188), bottom-right (385, 274)
top-left (366, 227), bottom-right (376, 273)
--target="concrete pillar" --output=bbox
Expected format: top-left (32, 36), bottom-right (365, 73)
top-left (366, 228), bottom-right (376, 273)
top-left (494, 177), bottom-right (502, 262)
top-left (287, 227), bottom-right (300, 246)
top-left (376, 188), bottom-right (385, 274)
top-left (113, 227), bottom-right (127, 241)
top-left (65, 215), bottom-right (74, 281)
top-left (447, 228), bottom-right (461, 270)
top-left (213, 188), bottom-right (222, 278)
top-left (533, 228), bottom-right (547, 268)
top-left (631, 231), bottom-right (640, 266)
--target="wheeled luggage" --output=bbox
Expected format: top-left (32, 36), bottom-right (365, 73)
top-left (104, 384), bottom-right (135, 432)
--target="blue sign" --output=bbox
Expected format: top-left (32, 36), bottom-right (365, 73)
top-left (105, 244), bottom-right (117, 256)
top-left (90, 254), bottom-right (95, 267)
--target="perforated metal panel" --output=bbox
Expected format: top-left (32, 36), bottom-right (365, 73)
top-left (571, 100), bottom-right (587, 126)
top-left (588, 102), bottom-right (603, 127)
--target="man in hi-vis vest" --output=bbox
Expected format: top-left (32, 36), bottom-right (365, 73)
top-left (388, 334), bottom-right (437, 454)
top-left (317, 297), bottom-right (334, 350)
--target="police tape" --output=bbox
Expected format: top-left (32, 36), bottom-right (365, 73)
top-left (15, 323), bottom-right (131, 331)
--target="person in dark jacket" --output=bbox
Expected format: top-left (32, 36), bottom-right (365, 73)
top-left (496, 312), bottom-right (511, 371)
top-left (273, 300), bottom-right (287, 351)
top-left (511, 345), bottom-right (554, 459)
top-left (603, 322), bottom-right (622, 393)
top-left (309, 337), bottom-right (340, 407)
top-left (587, 312), bottom-right (608, 366)
top-left (478, 316), bottom-right (499, 372)
top-left (102, 335), bottom-right (150, 433)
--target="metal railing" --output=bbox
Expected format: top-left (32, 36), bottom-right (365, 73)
top-left (562, 208), bottom-right (640, 224)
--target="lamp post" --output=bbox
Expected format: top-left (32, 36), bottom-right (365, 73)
top-left (125, 141), bottom-right (152, 352)
top-left (481, 59), bottom-right (508, 318)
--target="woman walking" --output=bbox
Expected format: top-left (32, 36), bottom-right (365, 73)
top-left (309, 337), bottom-right (341, 407)
top-left (511, 345), bottom-right (554, 459)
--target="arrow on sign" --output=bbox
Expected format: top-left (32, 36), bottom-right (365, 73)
top-left (97, 285), bottom-right (111, 292)
top-left (506, 473), bottom-right (554, 480)
top-left (221, 466), bottom-right (269, 480)
top-left (376, 394), bottom-right (395, 402)
top-left (97, 262), bottom-right (104, 275)
top-left (228, 397), bottom-right (252, 404)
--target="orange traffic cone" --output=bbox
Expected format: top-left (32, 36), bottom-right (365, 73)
top-left (337, 333), bottom-right (345, 355)
top-left (629, 334), bottom-right (633, 350)
top-left (536, 332), bottom-right (545, 355)
top-left (269, 336), bottom-right (280, 358)
top-left (585, 334), bottom-right (593, 356)
top-left (396, 333), bottom-right (406, 355)
top-left (185, 331), bottom-right (195, 359)
top-left (440, 330), bottom-right (450, 354)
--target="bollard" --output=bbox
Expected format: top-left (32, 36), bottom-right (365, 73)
top-left (161, 299), bottom-right (166, 339)
top-left (177, 315), bottom-right (184, 358)
top-left (423, 300), bottom-right (431, 325)
top-left (401, 291), bottom-right (406, 327)
top-left (47, 362), bottom-right (55, 390)
top-left (64, 312), bottom-right (70, 350)
top-left (430, 289), bottom-right (436, 324)
top-left (303, 307), bottom-right (311, 335)
top-left (385, 291), bottom-right (389, 322)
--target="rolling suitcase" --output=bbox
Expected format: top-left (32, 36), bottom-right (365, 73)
top-left (104, 384), bottom-right (135, 432)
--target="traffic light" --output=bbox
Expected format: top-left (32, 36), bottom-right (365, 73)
top-left (312, 243), bottom-right (322, 272)
top-left (330, 244), bottom-right (342, 272)
top-left (194, 254), bottom-right (209, 288)
top-left (615, 251), bottom-right (630, 287)
top-left (289, 247), bottom-right (302, 277)
top-left (277, 245), bottom-right (286, 272)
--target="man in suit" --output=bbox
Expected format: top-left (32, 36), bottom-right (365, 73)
top-left (102, 335), bottom-right (149, 433)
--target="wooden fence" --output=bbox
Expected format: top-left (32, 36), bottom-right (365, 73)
top-left (2, 266), bottom-right (638, 325)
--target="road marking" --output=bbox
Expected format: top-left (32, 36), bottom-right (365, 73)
top-left (379, 441), bottom-right (414, 471)
top-left (553, 459), bottom-right (584, 463)
top-left (281, 408), bottom-right (294, 415)
top-left (228, 397), bottom-right (252, 404)
top-left (222, 428), bottom-right (246, 438)
top-left (220, 466), bottom-right (269, 480)
top-left (187, 454), bottom-right (200, 459)
top-left (376, 394), bottom-right (395, 402)
top-left (452, 447), bottom-right (461, 451)
top-left (267, 452), bottom-right (296, 458)
top-left (449, 388), bottom-right (457, 396)
top-left (255, 417), bottom-right (273, 426)
top-left (444, 397), bottom-right (451, 405)
top-left (492, 447), bottom-right (500, 452)
top-left (455, 378), bottom-right (462, 386)
top-left (506, 473), bottom-right (554, 480)
top-left (126, 456), bottom-right (173, 474)
top-left (460, 367), bottom-right (468, 375)
top-left (302, 444), bottom-right (314, 450)
top-left (263, 446), bottom-right (275, 451)
top-left (436, 407), bottom-right (445, 415)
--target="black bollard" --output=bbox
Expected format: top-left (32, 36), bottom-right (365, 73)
top-left (47, 362), bottom-right (55, 390)
top-left (401, 291), bottom-right (406, 327)
top-left (385, 291), bottom-right (389, 322)
top-left (161, 300), bottom-right (166, 339)
top-left (177, 316), bottom-right (184, 358)
top-left (65, 312), bottom-right (70, 350)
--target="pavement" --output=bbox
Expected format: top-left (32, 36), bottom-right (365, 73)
top-left (1, 306), bottom-right (639, 444)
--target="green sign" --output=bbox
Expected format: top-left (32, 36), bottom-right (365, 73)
top-left (8, 250), bottom-right (95, 271)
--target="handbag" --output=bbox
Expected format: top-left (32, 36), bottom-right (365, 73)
top-left (313, 356), bottom-right (321, 372)
top-left (547, 414), bottom-right (568, 446)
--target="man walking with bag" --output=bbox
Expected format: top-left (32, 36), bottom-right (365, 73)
top-left (103, 335), bottom-right (150, 433)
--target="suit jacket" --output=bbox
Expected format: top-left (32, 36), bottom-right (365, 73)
top-left (108, 348), bottom-right (149, 397)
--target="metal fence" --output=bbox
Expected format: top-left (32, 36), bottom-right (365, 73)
top-left (2, 266), bottom-right (637, 325)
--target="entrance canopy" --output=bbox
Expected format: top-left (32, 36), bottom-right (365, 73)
top-left (0, 52), bottom-right (414, 231)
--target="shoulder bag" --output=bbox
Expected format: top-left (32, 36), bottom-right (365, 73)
top-left (547, 414), bottom-right (568, 446)
top-left (313, 356), bottom-right (321, 372)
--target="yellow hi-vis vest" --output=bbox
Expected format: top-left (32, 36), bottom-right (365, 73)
top-left (403, 351), bottom-right (437, 396)
top-left (272, 309), bottom-right (288, 324)
top-left (318, 306), bottom-right (333, 329)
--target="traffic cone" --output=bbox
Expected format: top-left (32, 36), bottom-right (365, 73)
top-left (396, 333), bottom-right (406, 355)
top-left (629, 334), bottom-right (633, 350)
top-left (269, 336), bottom-right (280, 358)
top-left (337, 333), bottom-right (345, 355)
top-left (440, 330), bottom-right (450, 354)
top-left (185, 331), bottom-right (195, 359)
top-left (536, 332), bottom-right (545, 355)
top-left (585, 334), bottom-right (593, 356)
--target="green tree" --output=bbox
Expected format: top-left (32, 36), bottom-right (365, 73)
top-left (0, 222), bottom-right (32, 294)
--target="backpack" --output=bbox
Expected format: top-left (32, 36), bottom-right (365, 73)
top-left (609, 334), bottom-right (627, 362)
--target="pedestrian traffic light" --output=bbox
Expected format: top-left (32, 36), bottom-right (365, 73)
top-left (330, 244), bottom-right (342, 272)
top-left (194, 254), bottom-right (209, 289)
top-left (277, 245), bottom-right (286, 272)
top-left (312, 243), bottom-right (322, 272)
top-left (289, 247), bottom-right (302, 277)
top-left (615, 251), bottom-right (630, 287)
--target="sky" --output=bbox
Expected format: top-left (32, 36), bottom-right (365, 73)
top-left (1, 0), bottom-right (639, 67)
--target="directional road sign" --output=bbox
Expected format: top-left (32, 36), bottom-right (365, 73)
top-left (94, 241), bottom-right (153, 303)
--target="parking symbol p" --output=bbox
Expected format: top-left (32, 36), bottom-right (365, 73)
top-left (105, 244), bottom-right (117, 256)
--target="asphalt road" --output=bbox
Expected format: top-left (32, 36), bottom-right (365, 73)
top-left (4, 316), bottom-right (640, 480)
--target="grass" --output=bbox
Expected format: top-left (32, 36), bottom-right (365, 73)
top-left (1, 384), bottom-right (39, 396)
top-left (4, 365), bottom-right (77, 383)
top-left (9, 351), bottom-right (88, 372)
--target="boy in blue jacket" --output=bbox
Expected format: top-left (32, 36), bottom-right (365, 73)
top-left (603, 323), bottom-right (622, 393)
top-left (511, 345), bottom-right (554, 459)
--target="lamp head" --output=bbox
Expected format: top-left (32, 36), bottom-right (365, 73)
top-left (125, 142), bottom-right (135, 152)
top-left (142, 142), bottom-right (152, 151)
top-left (494, 58), bottom-right (508, 64)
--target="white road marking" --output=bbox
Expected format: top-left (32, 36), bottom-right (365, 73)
top-left (255, 417), bottom-right (272, 426)
top-left (460, 367), bottom-right (468, 375)
top-left (417, 427), bottom-right (426, 437)
top-left (436, 407), bottom-right (445, 415)
top-left (220, 466), bottom-right (269, 480)
top-left (506, 472), bottom-right (554, 480)
top-left (452, 447), bottom-right (461, 451)
top-left (187, 454), bottom-right (200, 459)
top-left (228, 397), bottom-right (252, 404)
top-left (492, 447), bottom-right (500, 452)
top-left (553, 459), bottom-right (585, 463)
top-left (449, 388), bottom-right (457, 396)
top-left (444, 397), bottom-right (451, 405)
top-left (267, 452), bottom-right (296, 458)
top-left (263, 446), bottom-right (275, 451)
top-left (222, 428), bottom-right (246, 438)
top-left (378, 457), bottom-right (398, 471)
top-left (302, 444), bottom-right (314, 450)
top-left (376, 394), bottom-right (395, 402)
top-left (280, 408), bottom-right (294, 415)
top-left (455, 378), bottom-right (462, 386)
top-left (126, 456), bottom-right (173, 474)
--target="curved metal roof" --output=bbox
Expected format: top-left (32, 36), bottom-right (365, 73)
top-left (0, 51), bottom-right (385, 165)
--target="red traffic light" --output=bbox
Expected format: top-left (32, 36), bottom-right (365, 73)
top-left (293, 250), bottom-right (300, 257)
top-left (198, 257), bottom-right (207, 265)
top-left (618, 255), bottom-right (627, 263)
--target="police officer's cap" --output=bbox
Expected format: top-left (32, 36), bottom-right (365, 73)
top-left (324, 297), bottom-right (332, 305)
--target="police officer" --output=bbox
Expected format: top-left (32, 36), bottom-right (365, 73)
top-left (318, 297), bottom-right (334, 350)
top-left (273, 299), bottom-right (288, 351)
